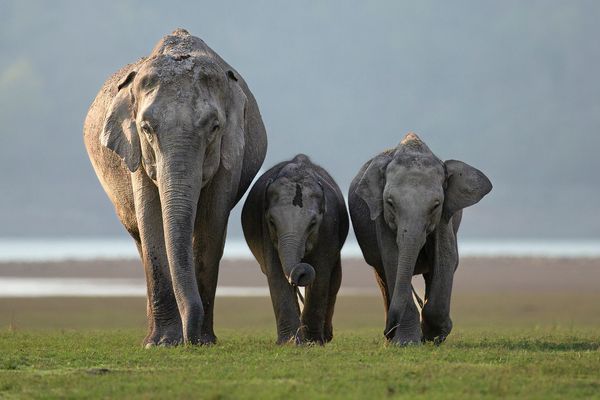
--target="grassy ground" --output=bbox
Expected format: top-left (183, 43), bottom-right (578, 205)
top-left (1, 294), bottom-right (600, 399)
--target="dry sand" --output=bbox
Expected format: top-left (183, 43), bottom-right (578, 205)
top-left (1, 257), bottom-right (599, 331)
top-left (1, 256), bottom-right (599, 293)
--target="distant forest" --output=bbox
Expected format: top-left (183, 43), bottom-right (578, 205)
top-left (1, 1), bottom-right (598, 238)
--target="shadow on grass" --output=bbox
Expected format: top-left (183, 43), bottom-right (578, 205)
top-left (452, 338), bottom-right (600, 352)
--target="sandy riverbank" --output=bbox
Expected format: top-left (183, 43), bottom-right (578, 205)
top-left (1, 257), bottom-right (599, 330)
top-left (1, 256), bottom-right (599, 293)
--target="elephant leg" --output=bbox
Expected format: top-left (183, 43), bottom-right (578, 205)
top-left (323, 257), bottom-right (342, 343)
top-left (380, 263), bottom-right (421, 345)
top-left (372, 266), bottom-right (390, 318)
top-left (421, 232), bottom-right (458, 344)
top-left (301, 260), bottom-right (333, 344)
top-left (422, 271), bottom-right (454, 344)
top-left (264, 252), bottom-right (302, 344)
top-left (389, 286), bottom-right (422, 345)
top-left (193, 203), bottom-right (229, 345)
top-left (133, 240), bottom-right (155, 340)
top-left (132, 172), bottom-right (182, 347)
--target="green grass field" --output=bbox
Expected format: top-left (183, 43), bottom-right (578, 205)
top-left (1, 294), bottom-right (599, 399)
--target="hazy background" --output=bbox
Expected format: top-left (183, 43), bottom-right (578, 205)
top-left (0, 0), bottom-right (598, 240)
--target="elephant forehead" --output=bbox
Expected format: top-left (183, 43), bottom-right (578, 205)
top-left (267, 180), bottom-right (322, 208)
top-left (386, 163), bottom-right (445, 187)
top-left (140, 56), bottom-right (226, 88)
top-left (391, 152), bottom-right (442, 169)
top-left (388, 156), bottom-right (444, 177)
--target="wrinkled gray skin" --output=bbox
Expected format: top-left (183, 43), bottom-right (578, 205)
top-left (242, 155), bottom-right (349, 344)
top-left (84, 29), bottom-right (267, 346)
top-left (348, 133), bottom-right (491, 346)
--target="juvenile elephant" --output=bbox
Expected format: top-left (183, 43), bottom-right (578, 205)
top-left (84, 29), bottom-right (267, 346)
top-left (348, 133), bottom-right (491, 345)
top-left (242, 155), bottom-right (349, 344)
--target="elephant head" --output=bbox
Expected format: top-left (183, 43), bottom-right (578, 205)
top-left (264, 156), bottom-right (327, 287)
top-left (355, 132), bottom-right (492, 341)
top-left (99, 30), bottom-right (246, 342)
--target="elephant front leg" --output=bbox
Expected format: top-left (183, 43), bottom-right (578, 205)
top-left (193, 243), bottom-right (221, 345)
top-left (382, 250), bottom-right (421, 345)
top-left (323, 258), bottom-right (342, 343)
top-left (193, 194), bottom-right (231, 345)
top-left (302, 259), bottom-right (335, 344)
top-left (265, 253), bottom-right (302, 344)
top-left (386, 286), bottom-right (422, 346)
top-left (421, 228), bottom-right (458, 344)
top-left (422, 273), bottom-right (454, 344)
top-left (133, 172), bottom-right (182, 347)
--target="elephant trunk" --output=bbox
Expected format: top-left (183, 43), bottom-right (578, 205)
top-left (158, 159), bottom-right (204, 345)
top-left (277, 232), bottom-right (315, 287)
top-left (385, 232), bottom-right (422, 341)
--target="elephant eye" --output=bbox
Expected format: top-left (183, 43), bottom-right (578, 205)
top-left (431, 200), bottom-right (441, 212)
top-left (205, 122), bottom-right (220, 142)
top-left (386, 199), bottom-right (394, 209)
top-left (140, 121), bottom-right (154, 141)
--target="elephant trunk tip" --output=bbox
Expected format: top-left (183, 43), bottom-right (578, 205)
top-left (288, 263), bottom-right (315, 287)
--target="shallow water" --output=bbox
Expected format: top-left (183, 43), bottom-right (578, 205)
top-left (1, 238), bottom-right (599, 297)
top-left (0, 238), bottom-right (599, 262)
top-left (0, 277), bottom-right (379, 298)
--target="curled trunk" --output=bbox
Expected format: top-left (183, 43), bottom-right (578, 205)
top-left (277, 232), bottom-right (315, 287)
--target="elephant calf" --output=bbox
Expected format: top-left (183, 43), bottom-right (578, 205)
top-left (242, 154), bottom-right (349, 344)
top-left (349, 133), bottom-right (492, 345)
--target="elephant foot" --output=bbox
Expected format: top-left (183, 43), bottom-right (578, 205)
top-left (276, 322), bottom-right (305, 345)
top-left (304, 329), bottom-right (326, 345)
top-left (422, 331), bottom-right (448, 345)
top-left (143, 322), bottom-right (183, 348)
top-left (390, 339), bottom-right (422, 347)
top-left (144, 328), bottom-right (183, 349)
top-left (276, 335), bottom-right (300, 345)
top-left (388, 331), bottom-right (423, 347)
top-left (276, 329), bottom-right (306, 345)
top-left (421, 318), bottom-right (452, 345)
top-left (385, 323), bottom-right (422, 347)
top-left (199, 332), bottom-right (217, 345)
top-left (323, 327), bottom-right (333, 343)
top-left (301, 337), bottom-right (325, 346)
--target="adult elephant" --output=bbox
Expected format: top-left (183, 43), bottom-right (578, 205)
top-left (84, 29), bottom-right (267, 346)
top-left (348, 133), bottom-right (491, 346)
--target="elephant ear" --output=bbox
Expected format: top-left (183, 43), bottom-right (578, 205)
top-left (316, 180), bottom-right (328, 214)
top-left (220, 72), bottom-right (247, 171)
top-left (100, 70), bottom-right (141, 172)
top-left (241, 162), bottom-right (287, 267)
top-left (354, 153), bottom-right (392, 220)
top-left (442, 159), bottom-right (492, 221)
